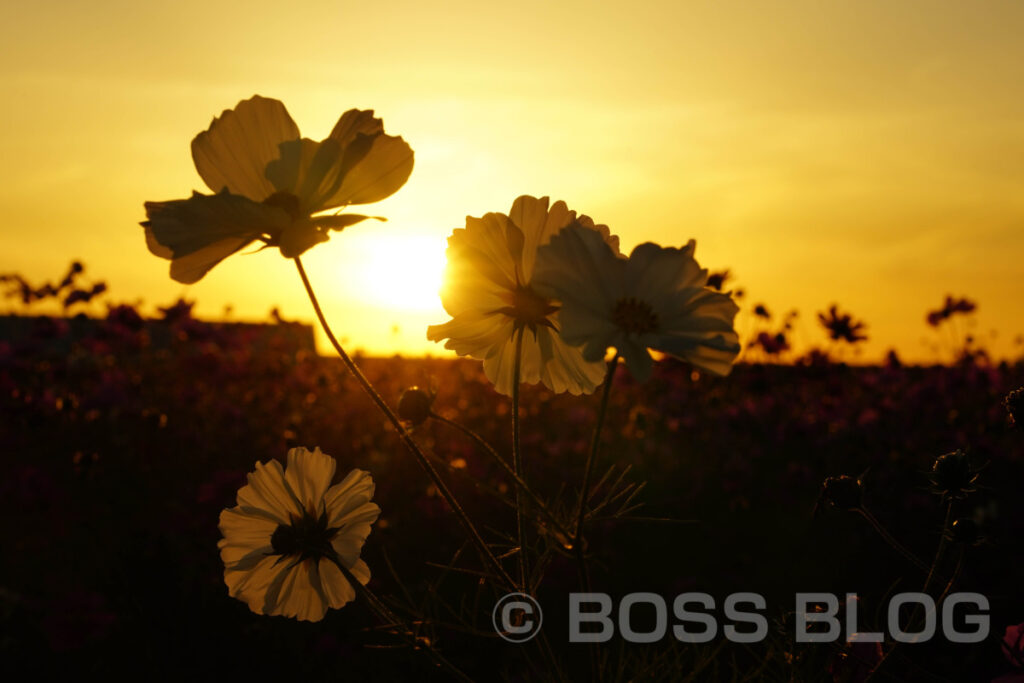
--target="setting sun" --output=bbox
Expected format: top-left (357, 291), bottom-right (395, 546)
top-left (353, 234), bottom-right (447, 312)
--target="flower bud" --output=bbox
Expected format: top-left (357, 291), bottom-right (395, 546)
top-left (929, 450), bottom-right (978, 499)
top-left (398, 386), bottom-right (434, 426)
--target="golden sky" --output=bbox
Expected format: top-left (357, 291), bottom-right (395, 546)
top-left (2, 0), bottom-right (1023, 361)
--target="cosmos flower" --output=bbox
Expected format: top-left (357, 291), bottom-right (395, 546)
top-left (817, 305), bottom-right (868, 344)
top-left (143, 95), bottom-right (413, 283)
top-left (531, 224), bottom-right (741, 381)
top-left (218, 447), bottom-right (380, 622)
top-left (926, 295), bottom-right (977, 327)
top-left (426, 195), bottom-right (618, 396)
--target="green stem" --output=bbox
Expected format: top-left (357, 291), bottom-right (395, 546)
top-left (295, 257), bottom-right (514, 591)
top-left (512, 328), bottom-right (528, 591)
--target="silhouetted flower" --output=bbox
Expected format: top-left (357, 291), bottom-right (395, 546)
top-left (532, 225), bottom-right (740, 380)
top-left (927, 295), bottom-right (977, 327)
top-left (929, 450), bottom-right (979, 499)
top-left (143, 95), bottom-right (414, 283)
top-left (755, 331), bottom-right (789, 356)
top-left (427, 195), bottom-right (616, 395)
top-left (706, 269), bottom-right (731, 291)
top-left (218, 447), bottom-right (380, 621)
top-left (818, 305), bottom-right (868, 344)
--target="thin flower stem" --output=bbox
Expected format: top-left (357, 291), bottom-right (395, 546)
top-left (854, 507), bottom-right (930, 573)
top-left (573, 354), bottom-right (619, 683)
top-left (294, 257), bottom-right (514, 591)
top-left (866, 500), bottom-right (956, 683)
top-left (332, 559), bottom-right (476, 683)
top-left (574, 354), bottom-right (620, 547)
top-left (512, 328), bottom-right (528, 591)
top-left (430, 412), bottom-right (574, 544)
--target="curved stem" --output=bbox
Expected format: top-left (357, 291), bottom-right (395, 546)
top-left (866, 500), bottom-right (956, 682)
top-left (294, 257), bottom-right (514, 590)
top-left (855, 507), bottom-right (930, 573)
top-left (431, 412), bottom-right (573, 545)
top-left (512, 329), bottom-right (528, 591)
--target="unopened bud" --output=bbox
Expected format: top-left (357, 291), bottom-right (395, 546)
top-left (398, 386), bottom-right (434, 426)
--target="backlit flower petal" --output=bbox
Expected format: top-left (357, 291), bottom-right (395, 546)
top-left (429, 196), bottom-right (612, 395)
top-left (324, 468), bottom-right (377, 526)
top-left (325, 133), bottom-right (414, 207)
top-left (534, 224), bottom-right (740, 379)
top-left (284, 447), bottom-right (337, 513)
top-left (235, 459), bottom-right (302, 524)
top-left (144, 97), bottom-right (412, 281)
top-left (427, 310), bottom-right (516, 359)
top-left (143, 191), bottom-right (290, 283)
top-left (191, 95), bottom-right (299, 201)
top-left (318, 558), bottom-right (359, 609)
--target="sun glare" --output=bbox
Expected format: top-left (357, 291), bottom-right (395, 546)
top-left (355, 235), bottom-right (447, 312)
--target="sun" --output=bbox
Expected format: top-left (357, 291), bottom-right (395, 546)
top-left (355, 235), bottom-right (447, 312)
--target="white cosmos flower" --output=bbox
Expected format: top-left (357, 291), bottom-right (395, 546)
top-left (143, 95), bottom-right (413, 283)
top-left (218, 447), bottom-right (380, 622)
top-left (426, 195), bottom-right (620, 396)
top-left (532, 224), bottom-right (741, 381)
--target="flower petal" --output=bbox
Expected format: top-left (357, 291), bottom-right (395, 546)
top-left (263, 558), bottom-right (328, 622)
top-left (318, 558), bottom-right (358, 609)
top-left (236, 458), bottom-right (302, 524)
top-left (142, 191), bottom-right (291, 283)
top-left (322, 132), bottom-right (414, 207)
top-left (324, 469), bottom-right (377, 526)
top-left (283, 447), bottom-right (337, 513)
top-left (437, 217), bottom-right (519, 316)
top-left (624, 240), bottom-right (704, 307)
top-left (218, 507), bottom-right (277, 564)
top-left (618, 337), bottom-right (654, 382)
top-left (223, 554), bottom-right (279, 614)
top-left (533, 222), bottom-right (624, 317)
top-left (191, 95), bottom-right (299, 201)
top-left (533, 325), bottom-right (606, 395)
top-left (328, 109), bottom-right (384, 147)
top-left (426, 310), bottom-right (515, 359)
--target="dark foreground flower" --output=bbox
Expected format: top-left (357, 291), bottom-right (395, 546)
top-left (143, 95), bottom-right (413, 283)
top-left (532, 224), bottom-right (740, 380)
top-left (218, 447), bottom-right (380, 621)
top-left (929, 450), bottom-right (979, 499)
top-left (818, 305), bottom-right (868, 344)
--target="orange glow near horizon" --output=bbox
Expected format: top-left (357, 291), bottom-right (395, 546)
top-left (2, 1), bottom-right (1023, 362)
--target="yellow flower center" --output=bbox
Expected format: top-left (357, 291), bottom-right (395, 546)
top-left (270, 509), bottom-right (340, 562)
top-left (611, 297), bottom-right (659, 334)
top-left (496, 285), bottom-right (559, 333)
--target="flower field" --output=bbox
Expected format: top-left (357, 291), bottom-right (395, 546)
top-left (3, 303), bottom-right (1022, 681)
